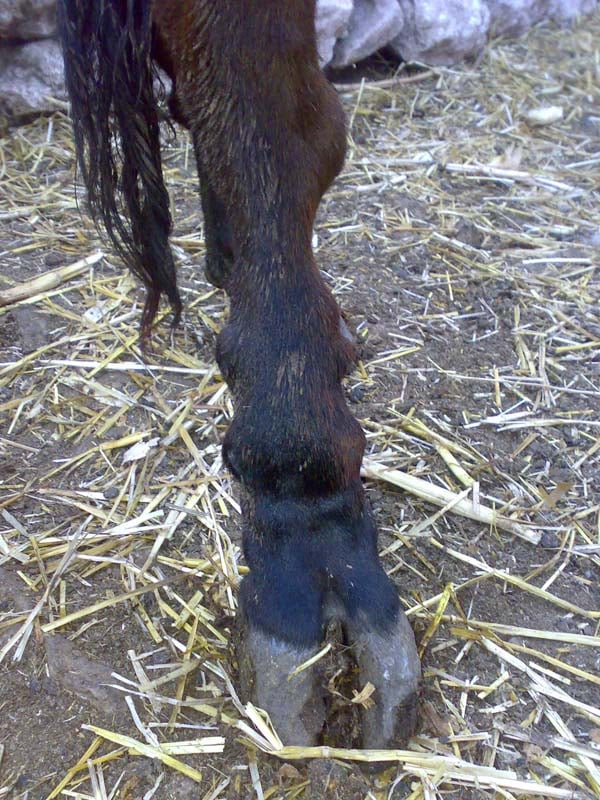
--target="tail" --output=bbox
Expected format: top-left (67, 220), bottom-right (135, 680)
top-left (57, 0), bottom-right (181, 336)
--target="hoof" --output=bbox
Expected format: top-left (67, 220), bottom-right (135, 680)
top-left (234, 621), bottom-right (326, 746)
top-left (349, 610), bottom-right (421, 748)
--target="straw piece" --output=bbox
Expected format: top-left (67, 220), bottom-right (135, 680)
top-left (82, 725), bottom-right (204, 782)
top-left (0, 252), bottom-right (103, 307)
top-left (362, 458), bottom-right (540, 544)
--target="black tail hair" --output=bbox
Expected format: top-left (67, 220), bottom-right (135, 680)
top-left (57, 0), bottom-right (181, 335)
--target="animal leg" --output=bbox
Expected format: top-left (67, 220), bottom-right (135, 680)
top-left (150, 38), bottom-right (234, 290)
top-left (151, 1), bottom-right (421, 748)
top-left (197, 167), bottom-right (234, 288)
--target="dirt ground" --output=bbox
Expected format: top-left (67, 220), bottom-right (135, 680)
top-left (1, 14), bottom-right (599, 800)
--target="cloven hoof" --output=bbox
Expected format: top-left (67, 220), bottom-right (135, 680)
top-left (234, 610), bottom-right (421, 749)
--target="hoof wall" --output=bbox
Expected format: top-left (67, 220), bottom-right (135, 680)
top-left (349, 610), bottom-right (421, 748)
top-left (235, 621), bottom-right (326, 746)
